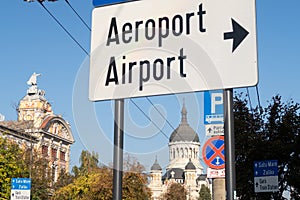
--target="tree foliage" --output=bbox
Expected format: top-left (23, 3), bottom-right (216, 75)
top-left (123, 172), bottom-right (151, 200)
top-left (0, 137), bottom-right (28, 199)
top-left (72, 150), bottom-right (99, 177)
top-left (161, 182), bottom-right (187, 200)
top-left (199, 184), bottom-right (211, 200)
top-left (0, 136), bottom-right (55, 200)
top-left (52, 151), bottom-right (151, 200)
top-left (234, 94), bottom-right (300, 199)
top-left (24, 149), bottom-right (53, 200)
top-left (52, 167), bottom-right (113, 200)
top-left (52, 169), bottom-right (74, 192)
top-left (123, 153), bottom-right (146, 173)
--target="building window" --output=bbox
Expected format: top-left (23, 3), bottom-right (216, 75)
top-left (173, 149), bottom-right (175, 159)
top-left (53, 123), bottom-right (58, 135)
top-left (185, 148), bottom-right (188, 158)
top-left (51, 148), bottom-right (57, 160)
top-left (60, 151), bottom-right (66, 161)
top-left (42, 145), bottom-right (48, 156)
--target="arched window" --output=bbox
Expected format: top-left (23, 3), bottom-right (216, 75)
top-left (173, 149), bottom-right (175, 159)
top-left (185, 148), bottom-right (188, 158)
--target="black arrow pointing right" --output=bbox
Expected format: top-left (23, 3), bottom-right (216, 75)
top-left (224, 18), bottom-right (249, 53)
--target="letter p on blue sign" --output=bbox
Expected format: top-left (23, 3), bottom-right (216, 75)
top-left (204, 90), bottom-right (224, 124)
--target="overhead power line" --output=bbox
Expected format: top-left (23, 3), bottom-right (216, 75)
top-left (246, 87), bottom-right (254, 115)
top-left (255, 85), bottom-right (262, 114)
top-left (38, 1), bottom-right (89, 55)
top-left (146, 97), bottom-right (178, 132)
top-left (64, 0), bottom-right (91, 31)
top-left (129, 98), bottom-right (170, 140)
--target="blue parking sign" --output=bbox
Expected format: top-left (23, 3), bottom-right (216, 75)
top-left (204, 90), bottom-right (224, 124)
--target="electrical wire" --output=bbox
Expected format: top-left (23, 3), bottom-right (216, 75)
top-left (255, 85), bottom-right (262, 114)
top-left (64, 0), bottom-right (91, 31)
top-left (38, 1), bottom-right (89, 56)
top-left (246, 87), bottom-right (254, 117)
top-left (146, 97), bottom-right (178, 131)
top-left (145, 96), bottom-right (209, 165)
top-left (129, 98), bottom-right (170, 140)
top-left (255, 85), bottom-right (261, 108)
top-left (131, 97), bottom-right (207, 164)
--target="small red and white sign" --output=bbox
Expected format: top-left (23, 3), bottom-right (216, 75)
top-left (207, 167), bottom-right (225, 178)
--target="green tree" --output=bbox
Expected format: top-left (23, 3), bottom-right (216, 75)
top-left (24, 148), bottom-right (53, 200)
top-left (53, 169), bottom-right (74, 191)
top-left (234, 93), bottom-right (264, 199)
top-left (161, 182), bottom-right (187, 200)
top-left (123, 172), bottom-right (151, 199)
top-left (234, 94), bottom-right (300, 199)
top-left (53, 150), bottom-right (151, 200)
top-left (52, 167), bottom-right (113, 200)
top-left (72, 150), bottom-right (99, 177)
top-left (0, 137), bottom-right (29, 199)
top-left (199, 184), bottom-right (211, 200)
top-left (123, 153), bottom-right (146, 173)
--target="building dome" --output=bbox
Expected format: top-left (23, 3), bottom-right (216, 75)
top-left (185, 159), bottom-right (196, 170)
top-left (151, 157), bottom-right (162, 171)
top-left (169, 102), bottom-right (199, 143)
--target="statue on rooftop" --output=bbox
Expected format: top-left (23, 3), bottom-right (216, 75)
top-left (27, 72), bottom-right (41, 86)
top-left (26, 72), bottom-right (43, 96)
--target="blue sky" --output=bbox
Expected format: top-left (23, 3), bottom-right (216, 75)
top-left (1, 0), bottom-right (300, 171)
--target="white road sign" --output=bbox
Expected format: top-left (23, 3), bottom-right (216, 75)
top-left (205, 124), bottom-right (224, 136)
top-left (207, 167), bottom-right (225, 178)
top-left (254, 176), bottom-right (278, 193)
top-left (90, 0), bottom-right (257, 101)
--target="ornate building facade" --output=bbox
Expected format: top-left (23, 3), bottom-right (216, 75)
top-left (0, 73), bottom-right (74, 181)
top-left (148, 103), bottom-right (212, 200)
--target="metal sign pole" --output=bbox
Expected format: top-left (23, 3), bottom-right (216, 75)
top-left (223, 89), bottom-right (236, 200)
top-left (112, 99), bottom-right (124, 200)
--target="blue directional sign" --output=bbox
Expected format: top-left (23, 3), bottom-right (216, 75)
top-left (254, 160), bottom-right (278, 177)
top-left (11, 178), bottom-right (31, 200)
top-left (202, 136), bottom-right (225, 169)
top-left (254, 160), bottom-right (278, 193)
top-left (204, 90), bottom-right (224, 125)
top-left (11, 178), bottom-right (31, 190)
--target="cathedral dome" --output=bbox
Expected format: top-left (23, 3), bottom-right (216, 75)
top-left (151, 157), bottom-right (162, 171)
top-left (185, 159), bottom-right (196, 170)
top-left (169, 103), bottom-right (199, 143)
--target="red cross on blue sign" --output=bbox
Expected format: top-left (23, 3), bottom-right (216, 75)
top-left (202, 136), bottom-right (225, 169)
